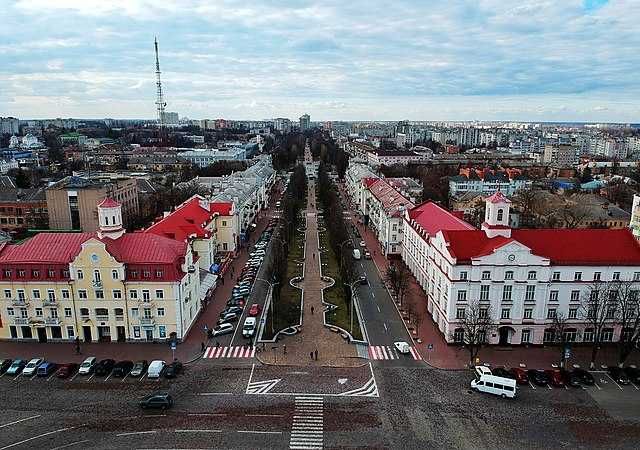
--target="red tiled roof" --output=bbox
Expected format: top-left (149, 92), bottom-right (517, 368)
top-left (442, 228), bottom-right (640, 266)
top-left (209, 201), bottom-right (233, 216)
top-left (368, 179), bottom-right (414, 215)
top-left (98, 197), bottom-right (120, 208)
top-left (363, 177), bottom-right (378, 188)
top-left (485, 191), bottom-right (511, 204)
top-left (103, 233), bottom-right (186, 264)
top-left (146, 196), bottom-right (214, 241)
top-left (408, 201), bottom-right (475, 236)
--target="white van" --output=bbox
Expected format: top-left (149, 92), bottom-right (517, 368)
top-left (471, 374), bottom-right (517, 398)
top-left (352, 249), bottom-right (361, 260)
top-left (242, 317), bottom-right (257, 338)
top-left (147, 360), bottom-right (166, 379)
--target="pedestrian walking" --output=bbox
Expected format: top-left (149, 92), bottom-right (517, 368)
top-left (311, 306), bottom-right (314, 315)
top-left (283, 344), bottom-right (287, 354)
top-left (310, 351), bottom-right (314, 360)
top-left (314, 349), bottom-right (318, 361)
top-left (74, 336), bottom-right (81, 355)
top-left (216, 341), bottom-right (220, 348)
top-left (201, 342), bottom-right (205, 353)
top-left (312, 253), bottom-right (315, 259)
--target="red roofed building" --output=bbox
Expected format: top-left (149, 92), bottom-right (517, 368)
top-left (0, 199), bottom-right (201, 343)
top-left (402, 192), bottom-right (640, 346)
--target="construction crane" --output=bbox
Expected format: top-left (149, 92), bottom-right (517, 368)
top-left (154, 37), bottom-right (167, 146)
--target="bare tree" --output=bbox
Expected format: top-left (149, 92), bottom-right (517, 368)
top-left (454, 300), bottom-right (496, 366)
top-left (385, 263), bottom-right (411, 306)
top-left (550, 312), bottom-right (570, 368)
top-left (579, 280), bottom-right (618, 369)
top-left (559, 200), bottom-right (590, 228)
top-left (614, 280), bottom-right (640, 366)
top-left (513, 189), bottom-right (544, 228)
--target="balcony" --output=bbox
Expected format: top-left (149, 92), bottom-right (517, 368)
top-left (95, 315), bottom-right (109, 322)
top-left (12, 298), bottom-right (29, 307)
top-left (140, 317), bottom-right (155, 326)
top-left (43, 299), bottom-right (57, 307)
top-left (92, 279), bottom-right (103, 288)
top-left (115, 315), bottom-right (124, 322)
top-left (45, 317), bottom-right (61, 325)
top-left (13, 317), bottom-right (29, 325)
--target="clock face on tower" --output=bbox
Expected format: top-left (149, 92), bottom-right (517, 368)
top-left (508, 254), bottom-right (516, 262)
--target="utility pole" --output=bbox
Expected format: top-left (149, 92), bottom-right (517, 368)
top-left (154, 37), bottom-right (167, 147)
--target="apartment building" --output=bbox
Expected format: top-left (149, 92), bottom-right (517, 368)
top-left (402, 192), bottom-right (640, 346)
top-left (0, 188), bottom-right (48, 232)
top-left (543, 144), bottom-right (578, 166)
top-left (0, 199), bottom-right (201, 343)
top-left (449, 168), bottom-right (532, 197)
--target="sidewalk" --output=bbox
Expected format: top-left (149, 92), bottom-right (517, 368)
top-left (258, 179), bottom-right (362, 367)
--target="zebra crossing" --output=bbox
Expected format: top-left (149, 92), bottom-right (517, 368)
top-left (203, 346), bottom-right (255, 359)
top-left (290, 396), bottom-right (323, 450)
top-left (368, 345), bottom-right (422, 361)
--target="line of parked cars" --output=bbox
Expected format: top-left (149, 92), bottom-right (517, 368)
top-left (0, 356), bottom-right (182, 380)
top-left (209, 224), bottom-right (274, 339)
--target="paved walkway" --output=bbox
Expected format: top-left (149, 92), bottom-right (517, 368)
top-left (259, 177), bottom-right (362, 367)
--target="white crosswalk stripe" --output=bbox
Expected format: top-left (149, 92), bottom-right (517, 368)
top-left (290, 396), bottom-right (323, 449)
top-left (203, 346), bottom-right (255, 359)
top-left (368, 345), bottom-right (422, 360)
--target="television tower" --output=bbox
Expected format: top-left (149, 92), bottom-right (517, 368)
top-left (154, 37), bottom-right (167, 146)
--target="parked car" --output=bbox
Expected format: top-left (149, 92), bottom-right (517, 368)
top-left (56, 363), bottom-right (78, 379)
top-left (6, 359), bottom-right (26, 376)
top-left (130, 360), bottom-right (149, 377)
top-left (394, 341), bottom-right (411, 354)
top-left (364, 251), bottom-right (371, 259)
top-left (608, 366), bottom-right (631, 385)
top-left (0, 358), bottom-right (12, 374)
top-left (559, 369), bottom-right (582, 388)
top-left (112, 360), bottom-right (134, 378)
top-left (544, 369), bottom-right (565, 387)
top-left (164, 361), bottom-right (183, 379)
top-left (22, 358), bottom-right (44, 376)
top-left (572, 368), bottom-right (595, 386)
top-left (222, 306), bottom-right (244, 316)
top-left (242, 317), bottom-right (257, 338)
top-left (147, 360), bottom-right (166, 379)
top-left (508, 367), bottom-right (529, 385)
top-left (217, 312), bottom-right (240, 325)
top-left (248, 304), bottom-right (262, 316)
top-left (527, 369), bottom-right (550, 386)
top-left (94, 359), bottom-right (116, 376)
top-left (37, 361), bottom-right (57, 377)
top-left (623, 366), bottom-right (640, 384)
top-left (491, 367), bottom-right (515, 380)
top-left (227, 298), bottom-right (246, 308)
top-left (212, 323), bottom-right (234, 337)
top-left (78, 357), bottom-right (97, 375)
top-left (139, 392), bottom-right (173, 410)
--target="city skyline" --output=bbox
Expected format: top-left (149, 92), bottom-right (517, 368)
top-left (1, 0), bottom-right (639, 122)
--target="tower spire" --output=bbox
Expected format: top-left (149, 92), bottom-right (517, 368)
top-left (154, 37), bottom-right (167, 146)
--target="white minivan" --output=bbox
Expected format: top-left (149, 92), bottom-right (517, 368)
top-left (352, 249), bottom-right (361, 260)
top-left (242, 317), bottom-right (257, 338)
top-left (471, 373), bottom-right (517, 398)
top-left (147, 360), bottom-right (166, 379)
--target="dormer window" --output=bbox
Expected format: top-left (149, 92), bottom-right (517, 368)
top-left (497, 209), bottom-right (504, 221)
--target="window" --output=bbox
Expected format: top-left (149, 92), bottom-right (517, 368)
top-left (155, 290), bottom-right (164, 299)
top-left (497, 209), bottom-right (504, 221)
top-left (95, 290), bottom-right (104, 299)
top-left (609, 290), bottom-right (618, 302)
top-left (527, 271), bottom-right (537, 280)
top-left (130, 270), bottom-right (138, 278)
top-left (480, 285), bottom-right (490, 301)
top-left (574, 272), bottom-right (582, 281)
top-left (593, 272), bottom-right (601, 281)
top-left (64, 308), bottom-right (72, 318)
top-left (113, 290), bottom-right (122, 299)
top-left (63, 269), bottom-right (69, 278)
top-left (521, 329), bottom-right (531, 344)
top-left (613, 272), bottom-right (620, 281)
top-left (143, 308), bottom-right (152, 318)
top-left (543, 328), bottom-right (555, 343)
top-left (114, 308), bottom-right (124, 317)
top-left (568, 308), bottom-right (578, 319)
top-left (3, 289), bottom-right (10, 299)
top-left (479, 308), bottom-right (489, 319)
top-left (3, 269), bottom-right (10, 278)
top-left (453, 328), bottom-right (464, 343)
top-left (502, 285), bottom-right (512, 301)
top-left (77, 269), bottom-right (83, 279)
top-left (62, 290), bottom-right (70, 299)
top-left (35, 307), bottom-right (43, 317)
top-left (133, 326), bottom-right (141, 338)
top-left (112, 270), bottom-right (119, 280)
top-left (159, 326), bottom-right (166, 339)
top-left (18, 270), bottom-right (25, 278)
top-left (48, 269), bottom-right (55, 278)
top-left (7, 307), bottom-right (14, 316)
top-left (129, 290), bottom-right (138, 299)
top-left (457, 290), bottom-right (467, 302)
top-left (143, 270), bottom-right (151, 278)
top-left (525, 285), bottom-right (536, 301)
top-left (50, 308), bottom-right (58, 318)
top-left (547, 308), bottom-right (557, 319)
top-left (95, 308), bottom-right (108, 317)
top-left (32, 289), bottom-right (41, 299)
top-left (156, 270), bottom-right (163, 278)
top-left (80, 308), bottom-right (89, 317)
top-left (67, 326), bottom-right (75, 339)
top-left (523, 308), bottom-right (533, 319)
top-left (93, 270), bottom-right (101, 282)
top-left (481, 271), bottom-right (491, 280)
top-left (606, 305), bottom-right (616, 319)
top-left (78, 290), bottom-right (87, 299)
top-left (563, 329), bottom-right (577, 342)
top-left (501, 308), bottom-right (511, 319)
top-left (552, 272), bottom-right (560, 281)
top-left (32, 269), bottom-right (39, 278)
top-left (131, 308), bottom-right (139, 317)
top-left (549, 290), bottom-right (558, 302)
top-left (505, 271), bottom-right (513, 280)
top-left (570, 290), bottom-right (580, 302)
top-left (456, 308), bottom-right (466, 319)
top-left (634, 272), bottom-right (640, 282)
top-left (602, 328), bottom-right (614, 342)
top-left (20, 308), bottom-right (28, 318)
top-left (583, 328), bottom-right (594, 342)
top-left (142, 290), bottom-right (150, 301)
top-left (47, 290), bottom-right (55, 301)
top-left (222, 220), bottom-right (227, 226)
top-left (17, 290), bottom-right (25, 300)
top-left (460, 271), bottom-right (468, 280)
top-left (157, 308), bottom-right (165, 317)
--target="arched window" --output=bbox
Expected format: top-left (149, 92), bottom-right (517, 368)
top-left (497, 209), bottom-right (504, 221)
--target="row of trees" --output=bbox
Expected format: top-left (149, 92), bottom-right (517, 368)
top-left (272, 133), bottom-right (305, 170)
top-left (457, 279), bottom-right (640, 368)
top-left (310, 133), bottom-right (349, 178)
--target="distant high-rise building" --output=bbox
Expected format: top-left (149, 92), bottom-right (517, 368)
top-left (543, 144), bottom-right (577, 166)
top-left (299, 114), bottom-right (311, 131)
top-left (274, 118), bottom-right (292, 133)
top-left (162, 112), bottom-right (179, 125)
top-left (0, 117), bottom-right (20, 135)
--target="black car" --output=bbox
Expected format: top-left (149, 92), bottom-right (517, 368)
top-left (139, 392), bottom-right (173, 410)
top-left (527, 369), bottom-right (550, 386)
top-left (94, 359), bottom-right (116, 376)
top-left (164, 361), bottom-right (183, 379)
top-left (0, 358), bottom-right (12, 374)
top-left (608, 366), bottom-right (631, 385)
top-left (572, 368), bottom-right (595, 386)
top-left (130, 360), bottom-right (148, 377)
top-left (492, 367), bottom-right (515, 380)
top-left (112, 360), bottom-right (134, 378)
top-left (623, 366), bottom-right (640, 384)
top-left (560, 369), bottom-right (582, 388)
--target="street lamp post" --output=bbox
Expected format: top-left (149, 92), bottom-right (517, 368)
top-left (256, 278), bottom-right (280, 334)
top-left (344, 280), bottom-right (359, 335)
top-left (339, 239), bottom-right (352, 272)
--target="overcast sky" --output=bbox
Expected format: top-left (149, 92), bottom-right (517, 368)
top-left (1, 0), bottom-right (638, 122)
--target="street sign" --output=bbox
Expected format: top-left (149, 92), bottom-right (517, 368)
top-left (171, 341), bottom-right (177, 351)
top-left (564, 347), bottom-right (571, 359)
top-left (427, 343), bottom-right (434, 350)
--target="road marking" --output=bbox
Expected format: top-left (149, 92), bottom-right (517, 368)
top-left (69, 372), bottom-right (80, 382)
top-left (605, 374), bottom-right (624, 390)
top-left (547, 384), bottom-right (552, 390)
top-left (86, 374), bottom-right (95, 382)
top-left (376, 305), bottom-right (380, 313)
top-left (0, 415), bottom-right (41, 429)
top-left (51, 440), bottom-right (90, 450)
top-left (290, 396), bottom-right (323, 449)
top-left (0, 426), bottom-right (77, 449)
top-left (188, 413), bottom-right (227, 417)
top-left (30, 374), bottom-right (38, 381)
top-left (47, 370), bottom-right (61, 382)
top-left (139, 374), bottom-right (146, 382)
top-left (116, 431), bottom-right (157, 437)
top-left (245, 414), bottom-right (284, 418)
top-left (104, 373), bottom-right (113, 382)
top-left (383, 323), bottom-right (388, 333)
top-left (175, 429), bottom-right (222, 433)
top-left (121, 374), bottom-right (129, 382)
top-left (593, 382), bottom-right (602, 390)
top-left (238, 430), bottom-right (283, 435)
top-left (528, 381), bottom-right (536, 390)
